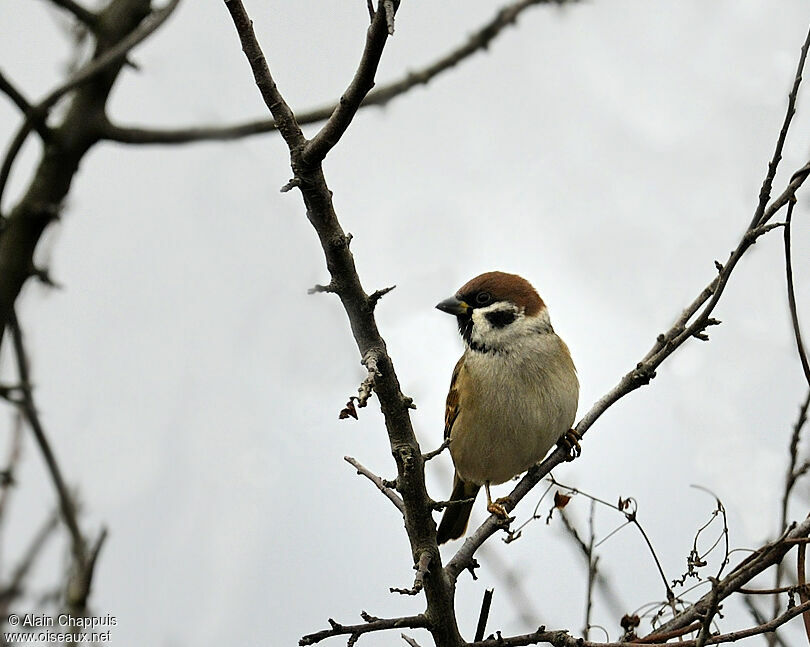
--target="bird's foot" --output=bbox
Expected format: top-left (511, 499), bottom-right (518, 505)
top-left (487, 500), bottom-right (510, 519)
top-left (557, 429), bottom-right (582, 462)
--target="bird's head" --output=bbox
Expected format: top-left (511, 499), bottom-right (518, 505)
top-left (436, 271), bottom-right (552, 353)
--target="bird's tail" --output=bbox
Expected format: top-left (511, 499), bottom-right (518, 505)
top-left (436, 475), bottom-right (479, 544)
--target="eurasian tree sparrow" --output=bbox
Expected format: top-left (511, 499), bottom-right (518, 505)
top-left (435, 271), bottom-right (579, 544)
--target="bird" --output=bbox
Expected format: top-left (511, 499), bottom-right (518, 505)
top-left (434, 271), bottom-right (580, 544)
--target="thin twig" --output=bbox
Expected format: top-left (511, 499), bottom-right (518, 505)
top-left (344, 456), bottom-right (404, 513)
top-left (784, 199), bottom-right (810, 387)
top-left (391, 551), bottom-right (431, 595)
top-left (750, 23), bottom-right (810, 229)
top-left (9, 313), bottom-right (86, 564)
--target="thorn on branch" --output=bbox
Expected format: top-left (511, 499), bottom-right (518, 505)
top-left (714, 260), bottom-right (724, 273)
top-left (368, 285), bottom-right (396, 310)
top-left (402, 395), bottom-right (416, 410)
top-left (280, 177), bottom-right (301, 192)
top-left (308, 282), bottom-right (338, 295)
top-left (360, 610), bottom-right (380, 623)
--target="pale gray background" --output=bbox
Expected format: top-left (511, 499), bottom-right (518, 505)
top-left (1, 1), bottom-right (809, 645)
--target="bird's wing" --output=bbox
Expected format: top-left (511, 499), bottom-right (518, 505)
top-left (444, 356), bottom-right (464, 440)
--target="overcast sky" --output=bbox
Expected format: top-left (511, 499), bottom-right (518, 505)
top-left (1, 1), bottom-right (810, 646)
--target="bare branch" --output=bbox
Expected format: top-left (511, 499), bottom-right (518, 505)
top-left (474, 588), bottom-right (494, 642)
top-left (103, 0), bottom-right (578, 146)
top-left (344, 456), bottom-right (404, 513)
top-left (749, 23), bottom-right (810, 229)
top-left (299, 613), bottom-right (428, 646)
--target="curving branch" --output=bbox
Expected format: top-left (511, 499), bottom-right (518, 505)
top-left (43, 0), bottom-right (99, 29)
top-left (783, 197), bottom-right (810, 387)
top-left (103, 0), bottom-right (578, 146)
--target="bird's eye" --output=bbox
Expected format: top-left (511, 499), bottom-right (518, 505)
top-left (475, 292), bottom-right (492, 305)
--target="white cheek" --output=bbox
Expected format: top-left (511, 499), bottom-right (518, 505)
top-left (470, 307), bottom-right (526, 349)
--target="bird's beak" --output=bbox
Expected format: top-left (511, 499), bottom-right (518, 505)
top-left (436, 296), bottom-right (471, 316)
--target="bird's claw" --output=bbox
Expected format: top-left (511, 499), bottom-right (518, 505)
top-left (487, 500), bottom-right (510, 519)
top-left (557, 429), bottom-right (582, 462)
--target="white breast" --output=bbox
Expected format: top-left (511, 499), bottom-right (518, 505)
top-left (450, 329), bottom-right (579, 486)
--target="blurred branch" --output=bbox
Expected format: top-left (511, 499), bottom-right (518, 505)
top-left (0, 414), bottom-right (23, 522)
top-left (558, 505), bottom-right (625, 618)
top-left (0, 0), bottom-right (180, 212)
top-left (0, 70), bottom-right (50, 140)
top-left (9, 313), bottom-right (85, 562)
top-left (0, 510), bottom-right (59, 613)
top-left (42, 0), bottom-right (99, 29)
top-left (8, 313), bottom-right (108, 615)
top-left (103, 0), bottom-right (579, 145)
top-left (0, 0), bottom-right (179, 359)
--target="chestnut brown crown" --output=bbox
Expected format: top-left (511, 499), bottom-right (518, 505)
top-left (456, 271), bottom-right (545, 316)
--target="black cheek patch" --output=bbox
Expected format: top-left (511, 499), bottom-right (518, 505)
top-left (485, 310), bottom-right (516, 328)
